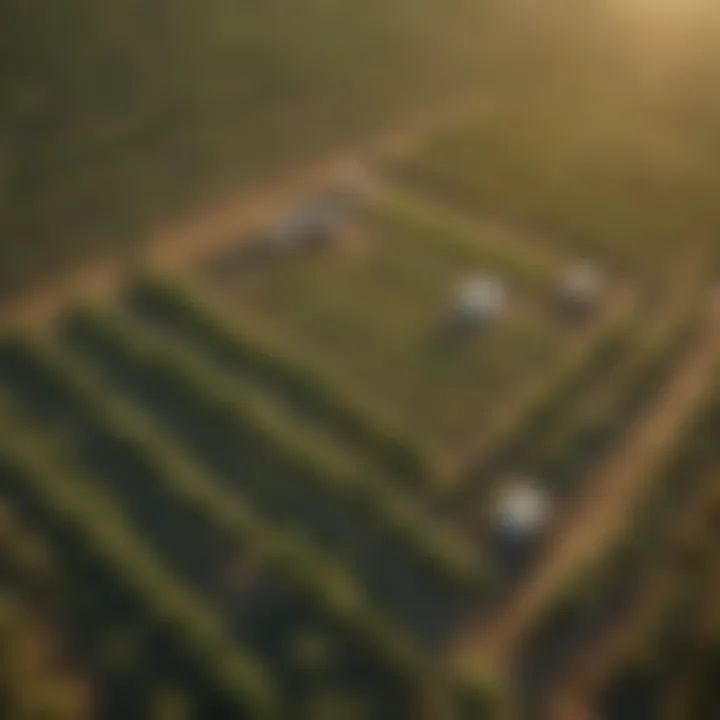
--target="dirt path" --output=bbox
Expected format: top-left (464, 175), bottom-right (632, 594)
top-left (451, 296), bottom-right (720, 677)
top-left (546, 462), bottom-right (720, 720)
top-left (0, 96), bottom-right (489, 333)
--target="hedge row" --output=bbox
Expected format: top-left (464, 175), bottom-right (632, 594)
top-left (0, 396), bottom-right (279, 719)
top-left (65, 306), bottom-right (483, 591)
top-left (128, 273), bottom-right (430, 491)
top-left (17, 334), bottom-right (430, 683)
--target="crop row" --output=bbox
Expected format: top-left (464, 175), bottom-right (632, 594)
top-left (6, 333), bottom-right (435, 688)
top-left (128, 273), bottom-right (430, 490)
top-left (0, 475), bottom-right (206, 720)
top-left (0, 395), bottom-right (279, 719)
top-left (61, 306), bottom-right (482, 593)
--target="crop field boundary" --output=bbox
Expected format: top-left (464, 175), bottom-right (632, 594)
top-left (450, 295), bottom-right (720, 678)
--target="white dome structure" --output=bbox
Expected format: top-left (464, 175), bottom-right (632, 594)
top-left (450, 275), bottom-right (508, 327)
top-left (494, 478), bottom-right (551, 538)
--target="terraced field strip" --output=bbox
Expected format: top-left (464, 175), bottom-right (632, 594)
top-left (544, 461), bottom-right (720, 720)
top-left (450, 297), bottom-right (720, 676)
top-left (126, 274), bottom-right (429, 490)
top-left (58, 308), bottom-right (483, 644)
top-left (1, 334), bottom-right (430, 687)
top-left (0, 396), bottom-right (280, 718)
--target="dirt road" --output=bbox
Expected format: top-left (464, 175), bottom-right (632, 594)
top-left (0, 96), bottom-right (489, 332)
top-left (451, 297), bottom-right (720, 676)
top-left (545, 462), bottom-right (720, 720)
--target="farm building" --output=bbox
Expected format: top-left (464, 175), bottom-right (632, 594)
top-left (447, 275), bottom-right (508, 330)
top-left (558, 261), bottom-right (604, 315)
top-left (493, 478), bottom-right (551, 539)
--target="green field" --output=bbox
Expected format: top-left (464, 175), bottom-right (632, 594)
top-left (3, 2), bottom-right (720, 719)
top-left (0, 0), bottom-right (508, 296)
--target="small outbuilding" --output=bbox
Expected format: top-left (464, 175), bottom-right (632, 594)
top-left (447, 275), bottom-right (508, 331)
top-left (558, 261), bottom-right (604, 316)
top-left (493, 477), bottom-right (552, 540)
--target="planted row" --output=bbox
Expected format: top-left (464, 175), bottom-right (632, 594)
top-left (0, 475), bottom-right (203, 720)
top-left (128, 273), bottom-right (430, 490)
top-left (63, 306), bottom-right (482, 592)
top-left (13, 334), bottom-right (430, 684)
top-left (0, 396), bottom-right (279, 719)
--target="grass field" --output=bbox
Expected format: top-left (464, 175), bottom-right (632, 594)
top-left (3, 3), bottom-right (720, 719)
top-left (0, 0), bottom-right (508, 296)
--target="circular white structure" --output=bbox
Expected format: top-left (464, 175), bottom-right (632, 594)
top-left (560, 261), bottom-right (604, 310)
top-left (494, 478), bottom-right (551, 538)
top-left (450, 275), bottom-right (508, 326)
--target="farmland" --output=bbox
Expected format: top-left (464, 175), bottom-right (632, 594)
top-left (3, 2), bottom-right (720, 719)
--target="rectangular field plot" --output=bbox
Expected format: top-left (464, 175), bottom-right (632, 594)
top-left (184, 190), bottom-right (616, 469)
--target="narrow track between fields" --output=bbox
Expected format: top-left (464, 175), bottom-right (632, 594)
top-left (451, 295), bottom-right (720, 677)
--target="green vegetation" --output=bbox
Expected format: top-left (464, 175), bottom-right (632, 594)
top-left (0, 0), bottom-right (507, 295)
top-left (0, 397), bottom-right (279, 718)
top-left (396, 57), bottom-right (720, 274)
top-left (128, 273), bottom-right (430, 489)
top-left (199, 188), bottom-right (570, 454)
top-left (59, 306), bottom-right (481, 591)
top-left (3, 3), bottom-right (720, 717)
